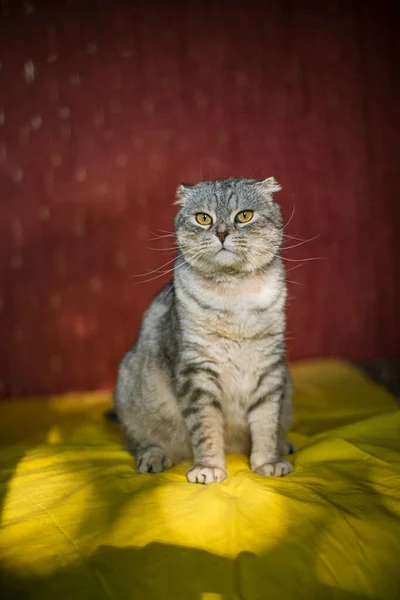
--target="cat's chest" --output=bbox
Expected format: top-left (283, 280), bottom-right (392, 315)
top-left (178, 268), bottom-right (285, 392)
top-left (187, 277), bottom-right (283, 339)
top-left (190, 301), bottom-right (284, 402)
top-left (196, 307), bottom-right (265, 340)
top-left (213, 336), bottom-right (267, 397)
top-left (215, 338), bottom-right (263, 450)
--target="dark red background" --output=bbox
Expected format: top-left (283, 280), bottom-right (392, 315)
top-left (0, 0), bottom-right (399, 397)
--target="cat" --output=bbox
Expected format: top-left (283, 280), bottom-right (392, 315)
top-left (114, 177), bottom-right (294, 484)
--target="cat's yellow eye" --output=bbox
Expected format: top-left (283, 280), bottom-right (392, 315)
top-left (235, 210), bottom-right (254, 224)
top-left (196, 213), bottom-right (213, 226)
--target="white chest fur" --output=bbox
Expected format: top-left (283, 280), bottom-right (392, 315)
top-left (177, 263), bottom-right (285, 340)
top-left (176, 264), bottom-right (285, 394)
top-left (175, 264), bottom-right (286, 454)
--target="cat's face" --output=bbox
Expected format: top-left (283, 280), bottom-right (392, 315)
top-left (175, 178), bottom-right (283, 276)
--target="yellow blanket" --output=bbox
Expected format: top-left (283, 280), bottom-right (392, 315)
top-left (1, 360), bottom-right (399, 599)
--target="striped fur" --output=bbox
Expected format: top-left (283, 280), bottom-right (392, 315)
top-left (115, 178), bottom-right (293, 484)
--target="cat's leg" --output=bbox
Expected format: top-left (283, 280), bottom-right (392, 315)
top-left (122, 432), bottom-right (173, 473)
top-left (115, 353), bottom-right (190, 474)
top-left (177, 365), bottom-right (227, 484)
top-left (279, 382), bottom-right (295, 456)
top-left (248, 366), bottom-right (293, 477)
top-left (136, 446), bottom-right (173, 474)
top-left (118, 415), bottom-right (175, 474)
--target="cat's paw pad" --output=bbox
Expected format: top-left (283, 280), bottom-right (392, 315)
top-left (136, 449), bottom-right (172, 474)
top-left (253, 459), bottom-right (293, 477)
top-left (187, 464), bottom-right (227, 484)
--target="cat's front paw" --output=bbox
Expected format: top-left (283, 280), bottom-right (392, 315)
top-left (187, 464), bottom-right (227, 484)
top-left (253, 459), bottom-right (293, 477)
top-left (136, 448), bottom-right (172, 474)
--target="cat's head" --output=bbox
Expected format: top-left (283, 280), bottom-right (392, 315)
top-left (175, 177), bottom-right (283, 275)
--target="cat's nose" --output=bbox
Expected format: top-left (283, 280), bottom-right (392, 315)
top-left (216, 230), bottom-right (228, 243)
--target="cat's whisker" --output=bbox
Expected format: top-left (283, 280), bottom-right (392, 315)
top-left (147, 229), bottom-right (176, 240)
top-left (283, 205), bottom-right (296, 230)
top-left (171, 251), bottom-right (216, 284)
top-left (134, 248), bottom-right (205, 284)
top-left (130, 255), bottom-right (180, 278)
top-left (186, 249), bottom-right (214, 273)
top-left (133, 246), bottom-right (210, 281)
top-left (152, 229), bottom-right (175, 235)
top-left (174, 264), bottom-right (192, 285)
top-left (286, 279), bottom-right (306, 287)
top-left (282, 233), bottom-right (303, 241)
top-left (146, 246), bottom-right (179, 252)
top-left (282, 256), bottom-right (325, 263)
top-left (131, 268), bottom-right (176, 285)
top-left (158, 253), bottom-right (207, 304)
top-left (147, 234), bottom-right (176, 242)
top-left (281, 233), bottom-right (321, 251)
top-left (157, 281), bottom-right (177, 304)
top-left (286, 264), bottom-right (305, 273)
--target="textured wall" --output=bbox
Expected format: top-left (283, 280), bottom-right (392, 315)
top-left (0, 0), bottom-right (399, 397)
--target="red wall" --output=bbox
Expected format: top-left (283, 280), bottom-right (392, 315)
top-left (0, 0), bottom-right (399, 397)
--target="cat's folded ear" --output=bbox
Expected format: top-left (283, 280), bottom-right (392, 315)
top-left (174, 183), bottom-right (194, 206)
top-left (255, 177), bottom-right (282, 197)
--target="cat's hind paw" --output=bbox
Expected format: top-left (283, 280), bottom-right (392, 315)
top-left (187, 464), bottom-right (227, 484)
top-left (136, 448), bottom-right (172, 474)
top-left (253, 459), bottom-right (293, 477)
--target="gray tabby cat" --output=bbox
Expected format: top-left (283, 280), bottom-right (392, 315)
top-left (114, 177), bottom-right (294, 484)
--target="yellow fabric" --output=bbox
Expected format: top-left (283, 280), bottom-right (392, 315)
top-left (0, 359), bottom-right (399, 599)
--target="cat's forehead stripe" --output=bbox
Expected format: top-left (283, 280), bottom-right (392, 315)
top-left (201, 185), bottom-right (238, 212)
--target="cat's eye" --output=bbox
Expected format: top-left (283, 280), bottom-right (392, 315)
top-left (196, 213), bottom-right (213, 226)
top-left (235, 210), bottom-right (254, 224)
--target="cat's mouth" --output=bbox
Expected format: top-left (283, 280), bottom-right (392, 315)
top-left (217, 247), bottom-right (236, 258)
top-left (215, 247), bottom-right (238, 263)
